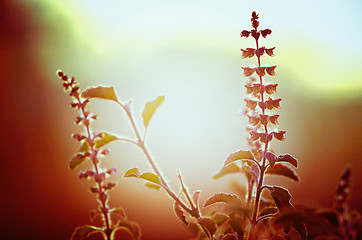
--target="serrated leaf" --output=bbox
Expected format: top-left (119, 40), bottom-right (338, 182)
top-left (270, 186), bottom-right (293, 212)
top-left (70, 225), bottom-right (101, 240)
top-left (110, 208), bottom-right (127, 220)
top-left (144, 182), bottom-right (160, 190)
top-left (213, 162), bottom-right (241, 179)
top-left (197, 217), bottom-right (217, 236)
top-left (69, 154), bottom-right (88, 170)
top-left (204, 193), bottom-right (242, 207)
top-left (266, 163), bottom-right (299, 182)
top-left (277, 154), bottom-right (298, 168)
top-left (110, 226), bottom-right (135, 240)
top-left (81, 86), bottom-right (119, 102)
top-left (140, 172), bottom-right (161, 185)
top-left (141, 96), bottom-right (165, 128)
top-left (258, 207), bottom-right (278, 218)
top-left (224, 150), bottom-right (255, 165)
top-left (213, 214), bottom-right (229, 226)
top-left (124, 168), bottom-right (141, 178)
top-left (95, 132), bottom-right (119, 148)
top-left (265, 151), bottom-right (277, 168)
top-left (174, 202), bottom-right (188, 225)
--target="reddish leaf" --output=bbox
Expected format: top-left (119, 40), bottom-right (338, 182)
top-left (110, 227), bottom-right (135, 240)
top-left (192, 190), bottom-right (201, 209)
top-left (266, 164), bottom-right (299, 182)
top-left (70, 225), bottom-right (102, 240)
top-left (224, 150), bottom-right (255, 165)
top-left (110, 208), bottom-right (127, 220)
top-left (228, 212), bottom-right (244, 237)
top-left (277, 154), bottom-right (298, 168)
top-left (221, 233), bottom-right (238, 240)
top-left (213, 162), bottom-right (241, 179)
top-left (204, 193), bottom-right (242, 207)
top-left (258, 207), bottom-right (278, 218)
top-left (270, 186), bottom-right (293, 212)
top-left (197, 217), bottom-right (217, 236)
top-left (116, 222), bottom-right (141, 240)
top-left (270, 235), bottom-right (286, 240)
top-left (174, 202), bottom-right (188, 225)
top-left (265, 151), bottom-right (277, 168)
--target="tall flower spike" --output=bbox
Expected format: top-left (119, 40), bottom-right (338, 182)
top-left (239, 12), bottom-right (303, 239)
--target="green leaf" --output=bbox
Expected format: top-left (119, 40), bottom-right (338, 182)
top-left (213, 162), bottom-right (241, 179)
top-left (204, 193), bottom-right (242, 207)
top-left (95, 132), bottom-right (119, 148)
top-left (141, 96), bottom-right (165, 128)
top-left (277, 154), bottom-right (298, 168)
top-left (78, 141), bottom-right (90, 152)
top-left (124, 168), bottom-right (141, 178)
top-left (212, 213), bottom-right (229, 226)
top-left (110, 207), bottom-right (127, 220)
top-left (140, 172), bottom-right (161, 185)
top-left (110, 226), bottom-right (135, 240)
top-left (144, 182), bottom-right (161, 190)
top-left (224, 150), bottom-right (255, 165)
top-left (81, 86), bottom-right (119, 102)
top-left (197, 217), bottom-right (217, 236)
top-left (70, 225), bottom-right (101, 240)
top-left (174, 202), bottom-right (188, 225)
top-left (266, 163), bottom-right (299, 182)
top-left (69, 154), bottom-right (88, 170)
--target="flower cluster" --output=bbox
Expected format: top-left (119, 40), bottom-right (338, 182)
top-left (241, 11), bottom-right (285, 152)
top-left (58, 70), bottom-right (117, 237)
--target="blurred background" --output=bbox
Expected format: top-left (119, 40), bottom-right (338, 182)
top-left (1, 0), bottom-right (361, 239)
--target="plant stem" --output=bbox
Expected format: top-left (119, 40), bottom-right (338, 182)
top-left (117, 102), bottom-right (198, 218)
top-left (75, 95), bottom-right (111, 239)
top-left (249, 32), bottom-right (270, 240)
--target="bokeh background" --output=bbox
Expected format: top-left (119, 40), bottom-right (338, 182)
top-left (1, 0), bottom-right (361, 239)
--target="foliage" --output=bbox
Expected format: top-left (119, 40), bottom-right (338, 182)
top-left (58, 11), bottom-right (361, 240)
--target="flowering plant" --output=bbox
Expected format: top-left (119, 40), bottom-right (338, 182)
top-left (58, 11), bottom-right (361, 240)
